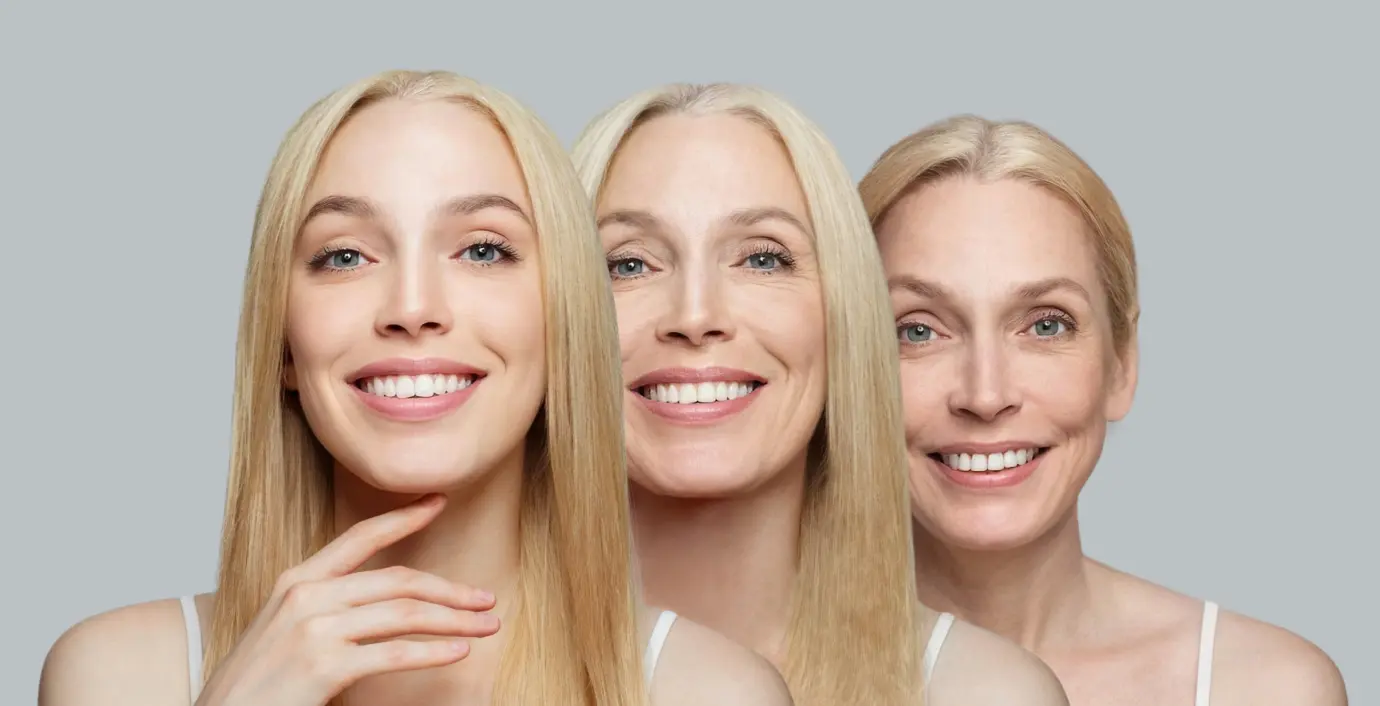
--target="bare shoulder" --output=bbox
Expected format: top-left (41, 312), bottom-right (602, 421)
top-left (925, 616), bottom-right (1069, 706)
top-left (1210, 607), bottom-right (1347, 706)
top-left (648, 614), bottom-right (794, 706)
top-left (39, 594), bottom-right (208, 706)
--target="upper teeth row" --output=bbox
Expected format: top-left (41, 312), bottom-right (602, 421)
top-left (361, 374), bottom-right (474, 398)
top-left (942, 448), bottom-right (1040, 472)
top-left (640, 381), bottom-right (760, 404)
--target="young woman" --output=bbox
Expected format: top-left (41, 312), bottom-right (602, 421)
top-left (861, 114), bottom-right (1348, 706)
top-left (39, 70), bottom-right (791, 706)
top-left (571, 83), bottom-right (1070, 706)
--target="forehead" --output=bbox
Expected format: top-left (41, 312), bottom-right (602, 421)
top-left (599, 113), bottom-right (807, 218)
top-left (877, 176), bottom-right (1100, 289)
top-left (306, 98), bottom-right (530, 211)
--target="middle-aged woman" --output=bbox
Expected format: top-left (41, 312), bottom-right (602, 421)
top-left (39, 70), bottom-right (791, 706)
top-left (860, 114), bottom-right (1348, 706)
top-left (571, 83), bottom-right (1071, 706)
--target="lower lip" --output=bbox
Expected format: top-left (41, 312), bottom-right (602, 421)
top-left (929, 451), bottom-right (1044, 490)
top-left (630, 386), bottom-right (763, 425)
top-left (351, 378), bottom-right (482, 422)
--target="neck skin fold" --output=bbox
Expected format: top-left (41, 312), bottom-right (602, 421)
top-left (630, 453), bottom-right (807, 668)
top-left (912, 507), bottom-right (1095, 653)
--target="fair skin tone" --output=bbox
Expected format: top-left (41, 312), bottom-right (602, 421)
top-left (877, 175), bottom-right (1348, 706)
top-left (39, 98), bottom-right (790, 706)
top-left (595, 112), bottom-right (1069, 705)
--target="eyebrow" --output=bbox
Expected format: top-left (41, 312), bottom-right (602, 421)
top-left (301, 193), bottom-right (532, 227)
top-left (888, 275), bottom-right (1091, 303)
top-left (595, 206), bottom-right (813, 236)
top-left (596, 209), bottom-right (660, 231)
top-left (726, 207), bottom-right (812, 237)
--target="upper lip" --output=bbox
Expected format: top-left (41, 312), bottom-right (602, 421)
top-left (628, 366), bottom-right (766, 389)
top-left (931, 441), bottom-right (1047, 455)
top-left (347, 357), bottom-right (487, 383)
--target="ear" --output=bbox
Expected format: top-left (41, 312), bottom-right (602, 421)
top-left (1105, 316), bottom-right (1139, 422)
top-left (282, 348), bottom-right (298, 391)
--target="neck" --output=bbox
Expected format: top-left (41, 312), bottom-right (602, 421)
top-left (631, 460), bottom-right (805, 667)
top-left (331, 447), bottom-right (525, 677)
top-left (912, 507), bottom-right (1092, 653)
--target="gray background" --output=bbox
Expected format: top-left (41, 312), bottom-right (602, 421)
top-left (1, 1), bottom-right (1374, 702)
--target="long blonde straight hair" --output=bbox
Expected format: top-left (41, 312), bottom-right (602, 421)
top-left (571, 83), bottom-right (922, 706)
top-left (858, 114), bottom-right (1139, 353)
top-left (206, 70), bottom-right (646, 706)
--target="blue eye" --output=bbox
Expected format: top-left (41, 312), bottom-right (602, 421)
top-left (609, 257), bottom-right (647, 278)
top-left (744, 252), bottom-right (780, 270)
top-left (900, 324), bottom-right (933, 343)
top-left (1031, 319), bottom-right (1066, 336)
top-left (461, 243), bottom-right (503, 263)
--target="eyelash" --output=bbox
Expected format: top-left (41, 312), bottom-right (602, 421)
top-left (896, 309), bottom-right (1080, 347)
top-left (604, 243), bottom-right (797, 280)
top-left (305, 235), bottom-right (520, 272)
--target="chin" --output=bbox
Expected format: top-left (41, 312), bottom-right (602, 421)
top-left (336, 437), bottom-right (509, 495)
top-left (629, 463), bottom-right (771, 500)
top-left (913, 502), bottom-right (1051, 553)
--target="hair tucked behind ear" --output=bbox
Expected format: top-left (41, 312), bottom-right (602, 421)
top-left (572, 83), bottom-right (924, 706)
top-left (859, 114), bottom-right (1138, 352)
top-left (208, 70), bottom-right (646, 706)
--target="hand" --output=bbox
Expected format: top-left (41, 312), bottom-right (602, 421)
top-left (194, 494), bottom-right (499, 706)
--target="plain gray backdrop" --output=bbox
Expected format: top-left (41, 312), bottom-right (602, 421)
top-left (1, 0), bottom-right (1374, 702)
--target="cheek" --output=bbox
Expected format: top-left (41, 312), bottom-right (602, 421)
top-left (286, 285), bottom-right (374, 377)
top-left (746, 285), bottom-right (827, 375)
top-left (470, 275), bottom-right (546, 369)
top-left (1022, 353), bottom-right (1108, 427)
top-left (613, 290), bottom-right (661, 358)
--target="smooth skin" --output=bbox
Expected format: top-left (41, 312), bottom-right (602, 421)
top-left (879, 176), bottom-right (1347, 706)
top-left (598, 112), bottom-right (1068, 705)
top-left (40, 98), bottom-right (791, 706)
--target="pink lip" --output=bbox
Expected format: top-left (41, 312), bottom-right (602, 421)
top-left (927, 449), bottom-right (1045, 490)
top-left (348, 358), bottom-right (486, 423)
top-left (627, 366), bottom-right (766, 389)
top-left (348, 357), bottom-right (486, 383)
top-left (629, 386), bottom-right (762, 425)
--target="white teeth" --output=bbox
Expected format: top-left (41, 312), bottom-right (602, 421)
top-left (940, 447), bottom-right (1041, 473)
top-left (359, 374), bottom-right (474, 398)
top-left (638, 381), bottom-right (762, 404)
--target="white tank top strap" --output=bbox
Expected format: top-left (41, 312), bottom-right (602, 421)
top-left (179, 595), bottom-right (204, 703)
top-left (643, 610), bottom-right (679, 684)
top-left (1194, 600), bottom-right (1219, 706)
top-left (923, 611), bottom-right (956, 682)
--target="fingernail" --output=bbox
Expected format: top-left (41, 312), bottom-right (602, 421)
top-left (478, 590), bottom-right (495, 603)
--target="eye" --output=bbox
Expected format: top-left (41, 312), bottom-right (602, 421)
top-left (609, 257), bottom-right (647, 278)
top-left (326, 249), bottom-right (364, 269)
top-left (460, 243), bottom-right (504, 263)
top-left (1031, 318), bottom-right (1067, 337)
top-left (899, 323), bottom-right (934, 344)
top-left (744, 252), bottom-right (781, 271)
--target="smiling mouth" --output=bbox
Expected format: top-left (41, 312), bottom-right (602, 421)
top-left (635, 380), bottom-right (764, 404)
top-left (928, 447), bottom-right (1049, 473)
top-left (355, 373), bottom-right (481, 399)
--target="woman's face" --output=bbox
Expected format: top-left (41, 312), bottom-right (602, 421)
top-left (594, 113), bottom-right (828, 498)
top-left (284, 98), bottom-right (548, 494)
top-left (874, 176), bottom-right (1136, 551)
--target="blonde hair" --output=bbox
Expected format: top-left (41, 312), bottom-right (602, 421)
top-left (207, 70), bottom-right (645, 706)
top-left (859, 114), bottom-right (1139, 352)
top-left (571, 83), bottom-right (922, 706)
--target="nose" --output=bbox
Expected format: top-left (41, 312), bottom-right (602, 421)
top-left (655, 264), bottom-right (734, 347)
top-left (375, 256), bottom-right (454, 338)
top-left (949, 334), bottom-right (1020, 422)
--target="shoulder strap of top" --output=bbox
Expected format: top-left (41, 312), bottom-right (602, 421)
top-left (1194, 600), bottom-right (1219, 706)
top-left (923, 612), bottom-right (956, 682)
top-left (179, 595), bottom-right (204, 704)
top-left (643, 610), bottom-right (679, 685)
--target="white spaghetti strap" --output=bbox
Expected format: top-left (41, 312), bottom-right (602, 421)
top-left (179, 595), bottom-right (204, 704)
top-left (1194, 601), bottom-right (1219, 706)
top-left (923, 612), bottom-right (956, 682)
top-left (643, 610), bottom-right (679, 684)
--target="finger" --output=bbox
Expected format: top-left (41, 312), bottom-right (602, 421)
top-left (293, 494), bottom-right (447, 582)
top-left (329, 566), bottom-right (497, 612)
top-left (334, 599), bottom-right (502, 642)
top-left (341, 639), bottom-right (471, 681)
